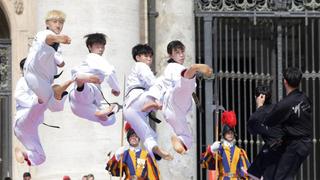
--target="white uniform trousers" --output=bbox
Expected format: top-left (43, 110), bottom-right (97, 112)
top-left (69, 83), bottom-right (116, 126)
top-left (24, 71), bottom-right (67, 112)
top-left (162, 77), bottom-right (196, 150)
top-left (123, 89), bottom-right (158, 155)
top-left (14, 103), bottom-right (46, 165)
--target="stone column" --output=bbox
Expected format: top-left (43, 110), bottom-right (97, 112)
top-left (12, 1), bottom-right (141, 179)
top-left (155, 0), bottom-right (197, 179)
top-left (0, 0), bottom-right (37, 179)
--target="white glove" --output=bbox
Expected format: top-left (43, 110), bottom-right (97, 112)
top-left (115, 146), bottom-right (128, 160)
top-left (210, 141), bottom-right (221, 152)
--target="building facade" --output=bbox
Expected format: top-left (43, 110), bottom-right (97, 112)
top-left (0, 0), bottom-right (197, 179)
top-left (2, 0), bottom-right (320, 180)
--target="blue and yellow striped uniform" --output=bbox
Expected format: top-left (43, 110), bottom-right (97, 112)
top-left (201, 144), bottom-right (250, 180)
top-left (106, 148), bottom-right (160, 180)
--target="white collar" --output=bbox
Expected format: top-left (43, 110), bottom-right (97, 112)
top-left (221, 138), bottom-right (236, 148)
top-left (129, 146), bottom-right (141, 152)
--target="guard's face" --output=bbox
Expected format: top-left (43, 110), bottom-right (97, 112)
top-left (224, 131), bottom-right (234, 142)
top-left (129, 133), bottom-right (140, 147)
top-left (46, 19), bottom-right (64, 34)
top-left (169, 48), bottom-right (185, 65)
top-left (88, 43), bottom-right (105, 56)
top-left (136, 54), bottom-right (153, 66)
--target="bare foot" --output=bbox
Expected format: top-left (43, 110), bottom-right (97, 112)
top-left (152, 146), bottom-right (173, 161)
top-left (171, 135), bottom-right (187, 154)
top-left (14, 147), bottom-right (26, 164)
top-left (141, 101), bottom-right (162, 112)
top-left (76, 73), bottom-right (101, 84)
top-left (95, 104), bottom-right (115, 121)
top-left (52, 79), bottom-right (74, 100)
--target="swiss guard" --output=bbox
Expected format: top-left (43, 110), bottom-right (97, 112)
top-left (201, 111), bottom-right (251, 180)
top-left (106, 122), bottom-right (160, 180)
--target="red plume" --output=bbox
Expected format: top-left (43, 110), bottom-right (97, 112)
top-left (221, 111), bottom-right (237, 128)
top-left (124, 122), bottom-right (132, 132)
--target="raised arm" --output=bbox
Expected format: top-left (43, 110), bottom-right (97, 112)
top-left (45, 34), bottom-right (71, 45)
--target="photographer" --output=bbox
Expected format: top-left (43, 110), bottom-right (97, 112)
top-left (247, 85), bottom-right (285, 179)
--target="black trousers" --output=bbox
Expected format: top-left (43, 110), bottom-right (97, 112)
top-left (273, 139), bottom-right (312, 180)
top-left (248, 144), bottom-right (283, 179)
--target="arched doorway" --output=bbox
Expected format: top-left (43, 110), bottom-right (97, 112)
top-left (0, 6), bottom-right (12, 179)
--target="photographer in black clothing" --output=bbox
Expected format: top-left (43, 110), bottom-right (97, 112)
top-left (247, 85), bottom-right (285, 179)
top-left (256, 67), bottom-right (312, 180)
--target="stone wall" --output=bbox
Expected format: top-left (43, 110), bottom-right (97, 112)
top-left (2, 0), bottom-right (197, 179)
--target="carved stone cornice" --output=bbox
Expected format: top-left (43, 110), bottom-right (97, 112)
top-left (0, 46), bottom-right (10, 91)
top-left (14, 0), bottom-right (24, 15)
top-left (196, 0), bottom-right (320, 13)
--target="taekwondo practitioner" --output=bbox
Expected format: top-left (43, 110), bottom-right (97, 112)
top-left (201, 111), bottom-right (250, 180)
top-left (15, 10), bottom-right (73, 166)
top-left (106, 123), bottom-right (160, 180)
top-left (14, 58), bottom-right (47, 166)
top-left (69, 33), bottom-right (120, 125)
top-left (23, 9), bottom-right (73, 112)
top-left (142, 40), bottom-right (212, 154)
top-left (123, 44), bottom-right (173, 161)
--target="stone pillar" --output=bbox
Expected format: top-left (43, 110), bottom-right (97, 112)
top-left (0, 0), bottom-right (37, 179)
top-left (12, 1), bottom-right (141, 179)
top-left (155, 0), bottom-right (197, 179)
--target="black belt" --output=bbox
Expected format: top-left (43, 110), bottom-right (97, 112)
top-left (125, 87), bottom-right (145, 97)
top-left (54, 70), bottom-right (63, 79)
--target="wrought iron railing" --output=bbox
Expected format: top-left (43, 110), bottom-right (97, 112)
top-left (195, 13), bottom-right (320, 180)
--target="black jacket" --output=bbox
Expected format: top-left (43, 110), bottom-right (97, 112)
top-left (248, 103), bottom-right (284, 146)
top-left (264, 89), bottom-right (312, 139)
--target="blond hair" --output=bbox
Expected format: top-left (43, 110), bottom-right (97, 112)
top-left (45, 10), bottom-right (66, 22)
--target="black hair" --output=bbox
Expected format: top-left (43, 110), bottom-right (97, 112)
top-left (167, 40), bottom-right (185, 55)
top-left (283, 67), bottom-right (302, 88)
top-left (20, 58), bottom-right (27, 71)
top-left (131, 44), bottom-right (153, 61)
top-left (87, 174), bottom-right (94, 178)
top-left (23, 172), bottom-right (31, 178)
top-left (84, 33), bottom-right (106, 51)
top-left (255, 85), bottom-right (272, 105)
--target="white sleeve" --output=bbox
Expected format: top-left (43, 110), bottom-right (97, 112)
top-left (14, 78), bottom-right (38, 108)
top-left (35, 30), bottom-right (55, 47)
top-left (54, 47), bottom-right (64, 65)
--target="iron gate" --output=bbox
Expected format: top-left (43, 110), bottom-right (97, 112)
top-left (0, 39), bottom-right (12, 179)
top-left (195, 1), bottom-right (320, 179)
